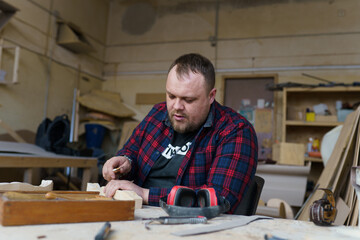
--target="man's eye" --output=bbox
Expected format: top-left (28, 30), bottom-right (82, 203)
top-left (168, 95), bottom-right (175, 99)
top-left (185, 99), bottom-right (194, 103)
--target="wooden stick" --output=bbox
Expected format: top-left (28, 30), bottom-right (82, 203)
top-left (0, 119), bottom-right (26, 143)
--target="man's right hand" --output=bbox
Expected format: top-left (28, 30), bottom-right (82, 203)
top-left (102, 156), bottom-right (132, 181)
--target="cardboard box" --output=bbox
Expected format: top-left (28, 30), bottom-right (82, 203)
top-left (56, 21), bottom-right (94, 54)
top-left (315, 115), bottom-right (337, 122)
top-left (287, 107), bottom-right (305, 121)
top-left (272, 142), bottom-right (305, 166)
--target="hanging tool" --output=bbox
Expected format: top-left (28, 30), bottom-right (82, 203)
top-left (309, 188), bottom-right (337, 226)
top-left (143, 216), bottom-right (207, 230)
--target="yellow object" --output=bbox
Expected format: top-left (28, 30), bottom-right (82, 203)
top-left (306, 112), bottom-right (315, 122)
top-left (312, 138), bottom-right (320, 152)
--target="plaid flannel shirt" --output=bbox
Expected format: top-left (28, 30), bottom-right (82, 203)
top-left (117, 100), bottom-right (258, 213)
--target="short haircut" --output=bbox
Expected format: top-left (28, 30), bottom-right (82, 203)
top-left (168, 53), bottom-right (215, 92)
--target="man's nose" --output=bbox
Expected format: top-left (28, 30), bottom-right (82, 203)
top-left (173, 99), bottom-right (184, 110)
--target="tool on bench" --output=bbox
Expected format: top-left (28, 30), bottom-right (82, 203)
top-left (264, 234), bottom-right (288, 240)
top-left (95, 222), bottom-right (111, 240)
top-left (45, 192), bottom-right (75, 200)
top-left (309, 188), bottom-right (337, 226)
top-left (143, 216), bottom-right (207, 230)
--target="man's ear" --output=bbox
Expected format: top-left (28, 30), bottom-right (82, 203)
top-left (209, 88), bottom-right (216, 104)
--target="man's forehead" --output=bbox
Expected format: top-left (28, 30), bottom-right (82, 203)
top-left (168, 66), bottom-right (204, 83)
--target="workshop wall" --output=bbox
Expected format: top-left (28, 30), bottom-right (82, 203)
top-left (1, 0), bottom-right (360, 142)
top-left (102, 0), bottom-right (360, 141)
top-left (0, 0), bottom-right (108, 136)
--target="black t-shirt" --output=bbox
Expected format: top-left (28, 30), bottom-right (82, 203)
top-left (142, 130), bottom-right (198, 188)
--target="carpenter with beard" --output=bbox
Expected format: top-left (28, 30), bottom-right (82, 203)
top-left (102, 53), bottom-right (258, 213)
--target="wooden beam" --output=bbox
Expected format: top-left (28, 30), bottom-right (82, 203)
top-left (135, 93), bottom-right (165, 105)
top-left (0, 154), bottom-right (96, 168)
top-left (0, 119), bottom-right (26, 143)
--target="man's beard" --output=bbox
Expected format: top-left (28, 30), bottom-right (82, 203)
top-left (168, 111), bottom-right (200, 134)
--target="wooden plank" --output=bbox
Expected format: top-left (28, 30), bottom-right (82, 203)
top-left (344, 119), bottom-right (360, 225)
top-left (12, 46), bottom-right (20, 84)
top-left (0, 121), bottom-right (26, 143)
top-left (332, 118), bottom-right (358, 192)
top-left (350, 197), bottom-right (359, 226)
top-left (347, 122), bottom-right (360, 226)
top-left (0, 154), bottom-right (97, 168)
top-left (333, 197), bottom-right (350, 226)
top-left (0, 191), bottom-right (134, 226)
top-left (135, 93), bottom-right (165, 105)
top-left (297, 107), bottom-right (360, 220)
top-left (281, 88), bottom-right (287, 141)
top-left (0, 141), bottom-right (56, 156)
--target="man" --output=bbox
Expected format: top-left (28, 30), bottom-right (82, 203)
top-left (102, 53), bottom-right (258, 213)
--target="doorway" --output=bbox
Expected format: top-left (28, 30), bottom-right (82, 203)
top-left (223, 75), bottom-right (277, 161)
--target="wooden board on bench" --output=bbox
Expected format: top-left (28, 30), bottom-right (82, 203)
top-left (0, 191), bottom-right (135, 226)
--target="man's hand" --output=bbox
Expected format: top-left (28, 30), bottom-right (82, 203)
top-left (102, 156), bottom-right (131, 181)
top-left (104, 180), bottom-right (149, 204)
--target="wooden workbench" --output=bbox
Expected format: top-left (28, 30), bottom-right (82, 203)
top-left (0, 141), bottom-right (98, 191)
top-left (0, 206), bottom-right (359, 240)
top-left (0, 153), bottom-right (97, 191)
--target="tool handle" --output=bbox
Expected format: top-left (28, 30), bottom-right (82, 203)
top-left (162, 217), bottom-right (207, 224)
top-left (95, 222), bottom-right (111, 240)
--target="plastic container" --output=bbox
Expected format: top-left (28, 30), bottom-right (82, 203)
top-left (337, 109), bottom-right (354, 122)
top-left (85, 123), bottom-right (106, 148)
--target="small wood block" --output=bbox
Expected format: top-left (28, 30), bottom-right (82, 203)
top-left (99, 187), bottom-right (142, 209)
top-left (114, 190), bottom-right (143, 209)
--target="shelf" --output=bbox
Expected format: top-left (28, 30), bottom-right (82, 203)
top-left (305, 157), bottom-right (323, 163)
top-left (285, 120), bottom-right (342, 127)
top-left (285, 86), bottom-right (360, 93)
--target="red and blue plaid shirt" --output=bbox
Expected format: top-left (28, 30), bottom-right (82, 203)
top-left (117, 100), bottom-right (258, 213)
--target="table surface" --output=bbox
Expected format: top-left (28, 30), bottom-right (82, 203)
top-left (1, 206), bottom-right (359, 240)
top-left (0, 153), bottom-right (97, 168)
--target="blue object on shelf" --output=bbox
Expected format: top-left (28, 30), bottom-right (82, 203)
top-left (337, 109), bottom-right (354, 122)
top-left (85, 124), bottom-right (106, 148)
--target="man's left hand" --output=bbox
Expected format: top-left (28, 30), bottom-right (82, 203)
top-left (104, 180), bottom-right (149, 204)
